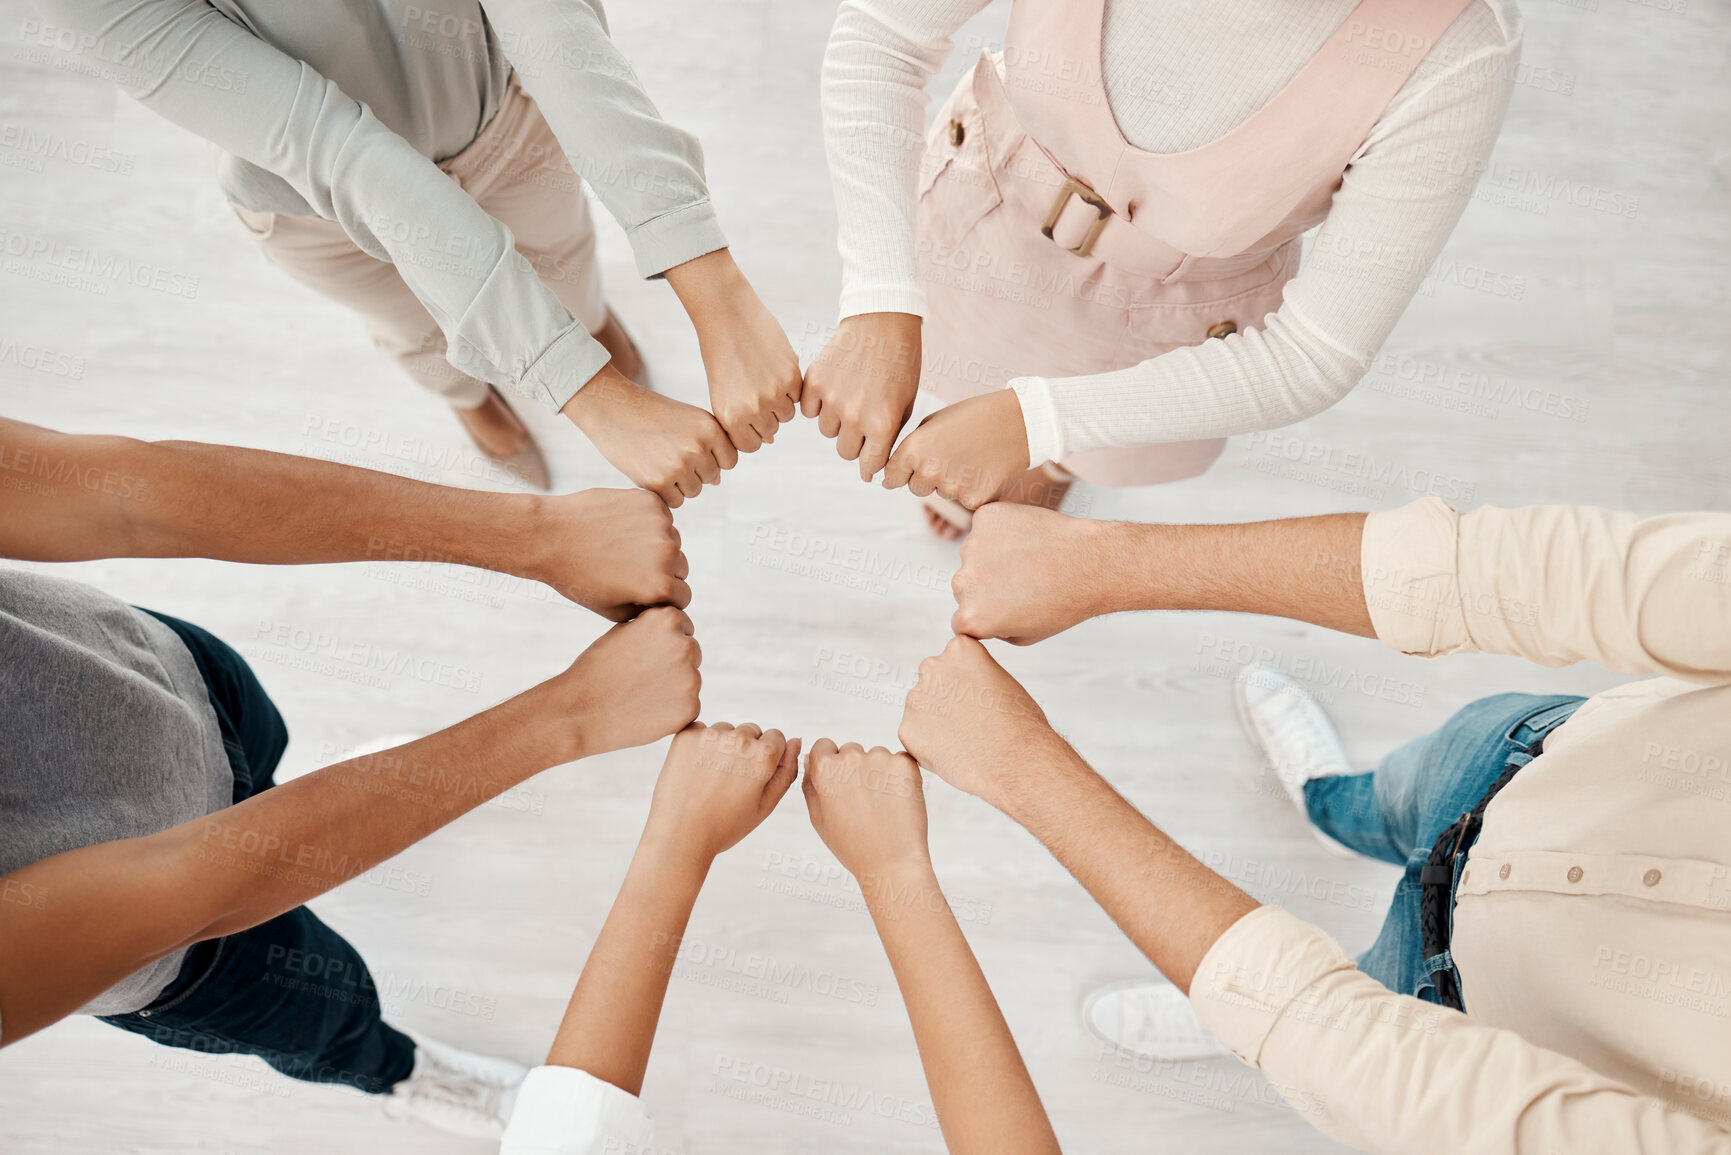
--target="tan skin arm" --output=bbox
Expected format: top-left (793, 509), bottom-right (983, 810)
top-left (949, 503), bottom-right (1373, 645)
top-left (0, 416), bottom-right (690, 618)
top-left (0, 608), bottom-right (701, 1046)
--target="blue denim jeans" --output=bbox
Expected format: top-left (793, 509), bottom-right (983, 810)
top-left (97, 612), bottom-right (416, 1094)
top-left (1302, 693), bottom-right (1586, 1006)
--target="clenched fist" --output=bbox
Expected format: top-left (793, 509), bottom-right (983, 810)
top-left (562, 365), bottom-right (738, 508)
top-left (897, 636), bottom-right (1070, 815)
top-left (644, 723), bottom-right (800, 861)
top-left (881, 389), bottom-right (1029, 508)
top-left (542, 605), bottom-right (702, 759)
top-left (800, 313), bottom-right (922, 481)
top-left (526, 489), bottom-right (691, 619)
top-left (801, 740), bottom-right (929, 882)
top-left (951, 503), bottom-right (1113, 643)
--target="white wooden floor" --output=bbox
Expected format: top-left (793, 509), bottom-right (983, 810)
top-left (2, 2), bottom-right (1728, 1152)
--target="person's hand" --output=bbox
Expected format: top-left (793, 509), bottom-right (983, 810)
top-left (952, 504), bottom-right (1115, 643)
top-left (898, 636), bottom-right (1070, 815)
top-left (538, 606), bottom-right (701, 759)
top-left (664, 249), bottom-right (802, 454)
top-left (882, 389), bottom-right (1029, 508)
top-left (524, 489), bottom-right (692, 619)
top-left (561, 365), bottom-right (738, 508)
top-left (802, 740), bottom-right (929, 882)
top-left (800, 313), bottom-right (921, 481)
top-left (643, 723), bottom-right (800, 862)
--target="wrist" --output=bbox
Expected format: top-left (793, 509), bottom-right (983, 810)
top-left (854, 858), bottom-right (940, 922)
top-left (632, 828), bottom-right (715, 889)
top-left (998, 737), bottom-right (1095, 832)
top-left (510, 676), bottom-right (592, 767)
top-left (497, 493), bottom-right (556, 586)
top-left (561, 363), bottom-right (635, 430)
top-left (1088, 521), bottom-right (1162, 616)
top-left (665, 248), bottom-right (748, 330)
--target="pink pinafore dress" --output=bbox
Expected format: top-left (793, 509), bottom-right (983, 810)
top-left (915, 0), bottom-right (1472, 485)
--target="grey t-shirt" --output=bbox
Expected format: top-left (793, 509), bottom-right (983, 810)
top-left (0, 570), bottom-right (234, 1015)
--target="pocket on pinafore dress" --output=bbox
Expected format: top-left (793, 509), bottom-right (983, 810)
top-left (916, 63), bottom-right (1007, 254)
top-left (1113, 242), bottom-right (1301, 365)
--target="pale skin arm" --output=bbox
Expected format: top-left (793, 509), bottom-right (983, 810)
top-left (898, 636), bottom-right (1261, 993)
top-left (0, 416), bottom-right (690, 618)
top-left (559, 249), bottom-right (801, 507)
top-left (801, 312), bottom-right (923, 481)
top-left (544, 723), bottom-right (800, 1093)
top-left (949, 502), bottom-right (1374, 644)
top-left (804, 741), bottom-right (1059, 1153)
top-left (0, 607), bottom-right (702, 1046)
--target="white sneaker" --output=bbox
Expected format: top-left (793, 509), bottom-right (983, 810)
top-left (1233, 665), bottom-right (1356, 858)
top-left (1082, 980), bottom-right (1229, 1061)
top-left (383, 1029), bottom-right (527, 1138)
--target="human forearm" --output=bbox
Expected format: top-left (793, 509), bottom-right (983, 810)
top-left (867, 863), bottom-right (1058, 1154)
top-left (1080, 513), bottom-right (1374, 637)
top-left (0, 606), bottom-right (702, 1047)
top-left (0, 687), bottom-right (572, 1045)
top-left (542, 839), bottom-right (709, 1094)
top-left (1004, 745), bottom-right (1259, 994)
top-left (0, 419), bottom-right (541, 572)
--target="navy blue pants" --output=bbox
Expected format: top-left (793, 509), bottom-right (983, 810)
top-left (97, 612), bottom-right (416, 1094)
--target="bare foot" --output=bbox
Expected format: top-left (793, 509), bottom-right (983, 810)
top-left (593, 309), bottom-right (645, 384)
top-left (920, 465), bottom-right (1072, 540)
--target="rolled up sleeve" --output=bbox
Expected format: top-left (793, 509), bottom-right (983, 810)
top-left (1361, 498), bottom-right (1731, 682)
top-left (483, 0), bottom-right (728, 279)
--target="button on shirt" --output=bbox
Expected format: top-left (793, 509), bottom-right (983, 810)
top-left (1190, 498), bottom-right (1731, 1155)
top-left (28, 0), bottom-right (728, 411)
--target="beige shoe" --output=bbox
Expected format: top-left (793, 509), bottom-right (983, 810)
top-left (453, 385), bottom-right (551, 491)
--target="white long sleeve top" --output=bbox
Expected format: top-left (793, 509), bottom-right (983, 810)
top-left (498, 1065), bottom-right (654, 1155)
top-left (821, 0), bottom-right (1522, 462)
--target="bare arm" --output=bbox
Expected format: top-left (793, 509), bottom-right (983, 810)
top-left (0, 608), bottom-right (701, 1046)
top-left (950, 503), bottom-right (1373, 644)
top-left (899, 637), bottom-right (1258, 991)
top-left (0, 417), bottom-right (689, 617)
top-left (899, 636), bottom-right (1731, 1155)
top-left (541, 724), bottom-right (798, 1094)
top-left (804, 741), bottom-right (1059, 1154)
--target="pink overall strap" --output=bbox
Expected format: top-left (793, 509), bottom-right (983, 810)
top-left (1004, 0), bottom-right (1477, 257)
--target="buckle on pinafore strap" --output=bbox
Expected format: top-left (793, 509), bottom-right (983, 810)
top-left (1040, 177), bottom-right (1114, 258)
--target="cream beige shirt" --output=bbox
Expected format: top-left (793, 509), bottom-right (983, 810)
top-left (1191, 497), bottom-right (1731, 1154)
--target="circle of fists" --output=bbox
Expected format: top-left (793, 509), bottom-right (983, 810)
top-left (578, 305), bottom-right (1033, 514)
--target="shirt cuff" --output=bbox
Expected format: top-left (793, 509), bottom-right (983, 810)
top-left (837, 284), bottom-right (927, 321)
top-left (521, 326), bottom-right (615, 412)
top-left (1188, 905), bottom-right (1357, 1067)
top-left (499, 1066), bottom-right (654, 1155)
top-left (1360, 496), bottom-right (1474, 657)
top-left (627, 200), bottom-right (728, 279)
top-left (1009, 376), bottom-right (1064, 465)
